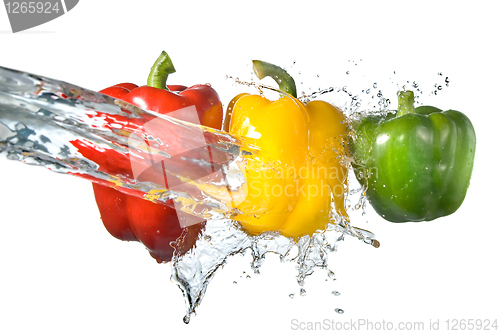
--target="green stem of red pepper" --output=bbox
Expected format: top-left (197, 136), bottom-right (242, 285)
top-left (396, 90), bottom-right (416, 117)
top-left (252, 60), bottom-right (297, 98)
top-left (147, 51), bottom-right (176, 90)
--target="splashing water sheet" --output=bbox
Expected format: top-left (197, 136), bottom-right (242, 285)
top-left (0, 65), bottom-right (379, 323)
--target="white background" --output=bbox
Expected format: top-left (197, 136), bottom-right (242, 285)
top-left (1, 1), bottom-right (499, 333)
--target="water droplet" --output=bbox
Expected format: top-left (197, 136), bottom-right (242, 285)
top-left (335, 308), bottom-right (344, 314)
top-left (346, 71), bottom-right (350, 75)
top-left (332, 291), bottom-right (341, 296)
top-left (183, 314), bottom-right (191, 324)
top-left (289, 293), bottom-right (295, 299)
top-left (300, 288), bottom-right (307, 296)
top-left (327, 269), bottom-right (336, 280)
top-left (233, 281), bottom-right (237, 284)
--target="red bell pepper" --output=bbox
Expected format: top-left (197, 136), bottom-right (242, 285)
top-left (81, 51), bottom-right (224, 263)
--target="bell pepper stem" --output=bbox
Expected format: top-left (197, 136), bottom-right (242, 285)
top-left (147, 51), bottom-right (176, 90)
top-left (396, 90), bottom-right (416, 117)
top-left (252, 60), bottom-right (297, 98)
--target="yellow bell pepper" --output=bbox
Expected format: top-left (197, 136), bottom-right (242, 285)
top-left (225, 60), bottom-right (349, 239)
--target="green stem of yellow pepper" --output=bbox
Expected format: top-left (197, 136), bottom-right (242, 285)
top-left (147, 51), bottom-right (176, 90)
top-left (252, 60), bottom-right (297, 98)
top-left (396, 90), bottom-right (416, 117)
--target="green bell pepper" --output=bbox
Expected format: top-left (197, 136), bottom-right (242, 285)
top-left (351, 90), bottom-right (476, 222)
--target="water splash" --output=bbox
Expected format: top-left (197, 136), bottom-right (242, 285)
top-left (170, 218), bottom-right (376, 323)
top-left (0, 64), bottom-right (402, 325)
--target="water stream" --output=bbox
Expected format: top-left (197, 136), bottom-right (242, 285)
top-left (0, 65), bottom-right (255, 223)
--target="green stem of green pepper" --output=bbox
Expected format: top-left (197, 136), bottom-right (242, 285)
top-left (396, 90), bottom-right (416, 117)
top-left (147, 51), bottom-right (176, 90)
top-left (252, 60), bottom-right (297, 98)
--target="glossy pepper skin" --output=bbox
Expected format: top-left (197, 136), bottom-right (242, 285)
top-left (351, 90), bottom-right (476, 222)
top-left (225, 61), bottom-right (349, 238)
top-left (91, 52), bottom-right (223, 262)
